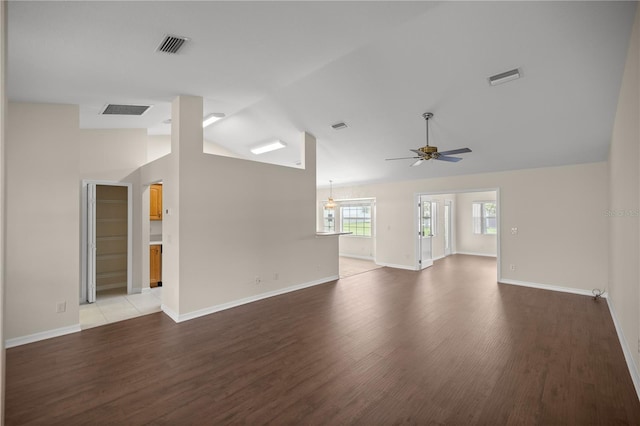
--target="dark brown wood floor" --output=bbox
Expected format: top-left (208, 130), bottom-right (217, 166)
top-left (6, 255), bottom-right (640, 425)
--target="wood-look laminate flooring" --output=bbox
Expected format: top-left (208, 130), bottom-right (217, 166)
top-left (6, 255), bottom-right (640, 425)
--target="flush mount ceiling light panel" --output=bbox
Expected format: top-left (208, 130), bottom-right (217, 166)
top-left (156, 34), bottom-right (190, 54)
top-left (488, 68), bottom-right (522, 86)
top-left (202, 113), bottom-right (225, 128)
top-left (101, 104), bottom-right (151, 116)
top-left (250, 140), bottom-right (287, 155)
top-left (331, 122), bottom-right (348, 130)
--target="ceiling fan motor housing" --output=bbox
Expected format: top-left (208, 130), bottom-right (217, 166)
top-left (419, 146), bottom-right (438, 154)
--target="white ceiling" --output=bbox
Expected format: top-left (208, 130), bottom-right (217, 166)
top-left (8, 1), bottom-right (636, 187)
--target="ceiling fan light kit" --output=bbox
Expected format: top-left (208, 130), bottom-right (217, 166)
top-left (385, 112), bottom-right (472, 166)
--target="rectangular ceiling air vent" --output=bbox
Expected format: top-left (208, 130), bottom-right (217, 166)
top-left (101, 104), bottom-right (151, 116)
top-left (156, 34), bottom-right (189, 54)
top-left (488, 68), bottom-right (521, 86)
top-left (331, 122), bottom-right (348, 130)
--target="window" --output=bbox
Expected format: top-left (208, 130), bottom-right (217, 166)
top-left (472, 202), bottom-right (497, 235)
top-left (340, 204), bottom-right (372, 237)
top-left (421, 201), bottom-right (437, 236)
top-left (323, 208), bottom-right (335, 232)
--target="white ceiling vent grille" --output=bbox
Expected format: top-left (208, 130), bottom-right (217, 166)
top-left (331, 122), bottom-right (348, 130)
top-left (101, 104), bottom-right (151, 116)
top-left (156, 34), bottom-right (189, 54)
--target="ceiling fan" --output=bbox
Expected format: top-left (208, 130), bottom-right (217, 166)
top-left (386, 112), bottom-right (472, 167)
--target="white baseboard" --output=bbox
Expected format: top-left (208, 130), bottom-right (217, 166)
top-left (161, 304), bottom-right (180, 322)
top-left (606, 298), bottom-right (640, 401)
top-left (339, 254), bottom-right (374, 261)
top-left (375, 262), bottom-right (417, 271)
top-left (5, 324), bottom-right (82, 348)
top-left (454, 251), bottom-right (497, 258)
top-left (499, 278), bottom-right (595, 297)
top-left (164, 275), bottom-right (339, 323)
top-left (432, 255), bottom-right (446, 261)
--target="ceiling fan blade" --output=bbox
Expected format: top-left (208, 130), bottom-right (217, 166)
top-left (385, 156), bottom-right (421, 161)
top-left (411, 159), bottom-right (425, 167)
top-left (435, 155), bottom-right (462, 162)
top-left (438, 148), bottom-right (472, 156)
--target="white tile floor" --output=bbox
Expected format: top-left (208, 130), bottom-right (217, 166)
top-left (339, 256), bottom-right (382, 278)
top-left (79, 287), bottom-right (162, 330)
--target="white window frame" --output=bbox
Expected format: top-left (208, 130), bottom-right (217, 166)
top-left (340, 202), bottom-right (373, 237)
top-left (323, 207), bottom-right (336, 232)
top-left (472, 201), bottom-right (497, 235)
top-left (421, 201), bottom-right (438, 237)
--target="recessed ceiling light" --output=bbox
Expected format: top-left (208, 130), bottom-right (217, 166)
top-left (488, 68), bottom-right (521, 86)
top-left (203, 113), bottom-right (225, 128)
top-left (331, 122), bottom-right (348, 130)
top-left (250, 140), bottom-right (287, 155)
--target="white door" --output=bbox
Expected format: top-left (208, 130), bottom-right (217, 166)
top-left (87, 183), bottom-right (97, 303)
top-left (444, 201), bottom-right (452, 256)
top-left (419, 196), bottom-right (433, 269)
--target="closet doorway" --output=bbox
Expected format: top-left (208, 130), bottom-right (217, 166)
top-left (81, 181), bottom-right (132, 304)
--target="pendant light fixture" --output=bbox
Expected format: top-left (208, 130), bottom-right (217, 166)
top-left (325, 180), bottom-right (337, 209)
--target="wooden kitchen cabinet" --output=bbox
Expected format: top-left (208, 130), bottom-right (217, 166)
top-left (150, 184), bottom-right (163, 220)
top-left (150, 244), bottom-right (162, 288)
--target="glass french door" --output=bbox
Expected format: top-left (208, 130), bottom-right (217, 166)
top-left (419, 195), bottom-right (433, 269)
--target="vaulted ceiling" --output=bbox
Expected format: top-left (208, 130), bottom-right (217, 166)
top-left (8, 1), bottom-right (636, 186)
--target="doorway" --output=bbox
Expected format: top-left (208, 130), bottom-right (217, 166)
top-left (418, 195), bottom-right (434, 270)
top-left (82, 181), bottom-right (132, 303)
top-left (415, 189), bottom-right (500, 272)
top-left (149, 182), bottom-right (163, 288)
top-left (444, 201), bottom-right (452, 256)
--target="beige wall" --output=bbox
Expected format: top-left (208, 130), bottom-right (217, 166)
top-left (455, 191), bottom-right (497, 256)
top-left (5, 103), bottom-right (148, 341)
top-left (1, 1), bottom-right (7, 420)
top-left (609, 5), bottom-right (640, 371)
top-left (6, 103), bottom-right (81, 339)
top-left (147, 133), bottom-right (239, 163)
top-left (339, 235), bottom-right (375, 259)
top-left (318, 161), bottom-right (608, 291)
top-left (140, 96), bottom-right (338, 319)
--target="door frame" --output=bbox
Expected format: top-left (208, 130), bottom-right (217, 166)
top-left (80, 180), bottom-right (133, 303)
top-left (414, 188), bottom-right (501, 280)
top-left (416, 195), bottom-right (434, 270)
top-left (444, 200), bottom-right (453, 256)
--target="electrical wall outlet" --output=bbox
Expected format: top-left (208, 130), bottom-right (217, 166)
top-left (273, 272), bottom-right (279, 281)
top-left (510, 264), bottom-right (516, 271)
top-left (255, 276), bottom-right (261, 285)
top-left (56, 301), bottom-right (66, 313)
